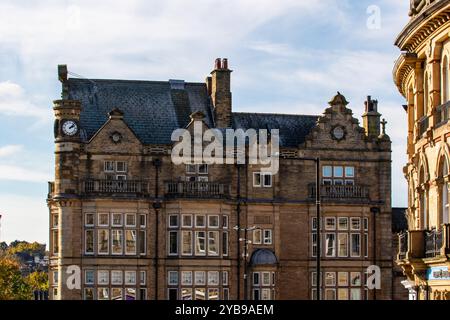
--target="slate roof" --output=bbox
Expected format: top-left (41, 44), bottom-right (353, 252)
top-left (66, 78), bottom-right (319, 147)
top-left (392, 207), bottom-right (408, 233)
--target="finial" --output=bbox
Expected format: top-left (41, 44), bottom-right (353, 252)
top-left (381, 118), bottom-right (387, 135)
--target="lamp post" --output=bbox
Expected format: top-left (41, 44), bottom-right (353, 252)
top-left (234, 225), bottom-right (261, 300)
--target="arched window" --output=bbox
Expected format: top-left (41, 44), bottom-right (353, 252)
top-left (419, 166), bottom-right (428, 229)
top-left (442, 56), bottom-right (449, 103)
top-left (440, 157), bottom-right (450, 224)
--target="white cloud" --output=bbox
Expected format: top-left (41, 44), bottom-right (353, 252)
top-left (0, 81), bottom-right (51, 121)
top-left (0, 145), bottom-right (23, 158)
top-left (0, 164), bottom-right (51, 183)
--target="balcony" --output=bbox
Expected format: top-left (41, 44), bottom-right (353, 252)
top-left (81, 180), bottom-right (149, 195)
top-left (308, 184), bottom-right (369, 201)
top-left (397, 224), bottom-right (450, 261)
top-left (434, 101), bottom-right (450, 128)
top-left (418, 115), bottom-right (429, 136)
top-left (164, 181), bottom-right (230, 199)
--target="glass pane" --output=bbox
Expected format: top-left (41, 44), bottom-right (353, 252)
top-left (112, 213), bottom-right (122, 226)
top-left (112, 230), bottom-right (123, 254)
top-left (208, 271), bottom-right (219, 286)
top-left (338, 217), bottom-right (348, 230)
top-left (334, 166), bottom-right (343, 177)
top-left (195, 271), bottom-right (206, 285)
top-left (195, 215), bottom-right (206, 227)
top-left (85, 230), bottom-right (94, 254)
top-left (126, 214), bottom-right (136, 227)
top-left (125, 288), bottom-right (136, 301)
top-left (98, 230), bottom-right (109, 254)
top-left (345, 166), bottom-right (354, 177)
top-left (195, 288), bottom-right (206, 300)
top-left (98, 288), bottom-right (109, 300)
top-left (195, 232), bottom-right (206, 255)
top-left (208, 231), bottom-right (219, 256)
top-left (181, 288), bottom-right (192, 300)
top-left (126, 230), bottom-right (137, 255)
top-left (337, 288), bottom-right (348, 300)
top-left (208, 288), bottom-right (219, 300)
top-left (182, 215), bottom-right (192, 227)
top-left (111, 288), bottom-right (123, 300)
top-left (169, 215), bottom-right (178, 228)
top-left (350, 288), bottom-right (361, 300)
top-left (111, 271), bottom-right (122, 285)
top-left (338, 272), bottom-right (348, 286)
top-left (125, 271), bottom-right (136, 285)
top-left (182, 271), bottom-right (192, 285)
top-left (322, 166), bottom-right (332, 177)
top-left (182, 231), bottom-right (192, 255)
top-left (169, 232), bottom-right (178, 255)
top-left (338, 233), bottom-right (348, 257)
top-left (350, 272), bottom-right (361, 286)
top-left (208, 215), bottom-right (219, 228)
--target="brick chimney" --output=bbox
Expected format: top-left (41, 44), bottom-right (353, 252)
top-left (362, 96), bottom-right (381, 139)
top-left (208, 58), bottom-right (232, 128)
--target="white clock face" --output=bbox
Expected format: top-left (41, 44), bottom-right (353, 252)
top-left (62, 120), bottom-right (78, 136)
top-left (333, 126), bottom-right (345, 140)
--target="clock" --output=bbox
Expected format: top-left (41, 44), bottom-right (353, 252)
top-left (62, 120), bottom-right (78, 136)
top-left (332, 126), bottom-right (345, 141)
top-left (110, 131), bottom-right (122, 143)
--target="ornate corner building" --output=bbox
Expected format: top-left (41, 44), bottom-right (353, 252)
top-left (47, 59), bottom-right (393, 300)
top-left (393, 0), bottom-right (450, 300)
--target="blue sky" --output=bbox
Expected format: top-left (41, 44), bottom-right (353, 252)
top-left (0, 0), bottom-right (410, 244)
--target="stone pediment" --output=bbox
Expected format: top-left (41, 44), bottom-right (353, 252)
top-left (86, 108), bottom-right (142, 153)
top-left (304, 93), bottom-right (367, 150)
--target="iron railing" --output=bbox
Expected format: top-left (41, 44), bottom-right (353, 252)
top-left (82, 180), bottom-right (149, 194)
top-left (398, 232), bottom-right (408, 260)
top-left (308, 184), bottom-right (369, 200)
top-left (164, 181), bottom-right (230, 199)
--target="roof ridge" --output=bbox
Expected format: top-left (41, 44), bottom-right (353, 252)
top-left (68, 77), bottom-right (205, 86)
top-left (233, 111), bottom-right (319, 117)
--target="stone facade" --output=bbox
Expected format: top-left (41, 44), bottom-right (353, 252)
top-left (393, 0), bottom-right (450, 300)
top-left (48, 59), bottom-right (394, 300)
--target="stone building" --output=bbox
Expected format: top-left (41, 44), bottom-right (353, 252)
top-left (47, 58), bottom-right (393, 300)
top-left (393, 0), bottom-right (450, 300)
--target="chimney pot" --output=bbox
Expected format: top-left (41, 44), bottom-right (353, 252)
top-left (222, 58), bottom-right (228, 70)
top-left (215, 58), bottom-right (222, 70)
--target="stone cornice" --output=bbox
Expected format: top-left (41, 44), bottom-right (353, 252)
top-left (395, 1), bottom-right (450, 52)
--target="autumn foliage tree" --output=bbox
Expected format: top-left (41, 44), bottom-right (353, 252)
top-left (0, 254), bottom-right (32, 300)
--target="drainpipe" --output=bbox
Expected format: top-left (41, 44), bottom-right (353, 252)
top-left (152, 159), bottom-right (162, 300)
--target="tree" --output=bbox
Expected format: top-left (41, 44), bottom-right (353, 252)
top-left (0, 254), bottom-right (32, 300)
top-left (26, 271), bottom-right (49, 292)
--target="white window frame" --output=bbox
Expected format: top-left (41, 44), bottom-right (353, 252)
top-left (85, 229), bottom-right (94, 255)
top-left (111, 270), bottom-right (123, 285)
top-left (97, 229), bottom-right (109, 255)
top-left (325, 272), bottom-right (336, 287)
top-left (338, 272), bottom-right (348, 286)
top-left (195, 215), bottom-right (206, 228)
top-left (208, 215), bottom-right (220, 228)
top-left (195, 231), bottom-right (206, 256)
top-left (198, 164), bottom-right (208, 174)
top-left (111, 229), bottom-right (123, 255)
top-left (181, 230), bottom-right (193, 256)
top-left (350, 233), bottom-right (361, 257)
top-left (262, 173), bottom-right (272, 187)
top-left (168, 215), bottom-right (179, 228)
top-left (208, 271), bottom-right (220, 286)
top-left (222, 231), bottom-right (229, 256)
top-left (350, 217), bottom-right (361, 231)
top-left (181, 271), bottom-right (193, 286)
top-left (186, 164), bottom-right (196, 174)
top-left (262, 272), bottom-right (271, 286)
top-left (325, 217), bottom-right (336, 230)
top-left (208, 231), bottom-right (220, 256)
top-left (168, 271), bottom-right (178, 286)
top-left (125, 213), bottom-right (136, 227)
top-left (182, 214), bottom-right (193, 228)
top-left (104, 161), bottom-right (114, 172)
top-left (85, 270), bottom-right (94, 285)
top-left (325, 233), bottom-right (336, 257)
top-left (338, 233), bottom-right (348, 257)
top-left (338, 217), bottom-right (348, 230)
top-left (139, 214), bottom-right (146, 228)
top-left (263, 229), bottom-right (272, 245)
top-left (125, 271), bottom-right (137, 285)
top-left (98, 270), bottom-right (109, 285)
top-left (125, 230), bottom-right (137, 255)
top-left (112, 213), bottom-right (123, 227)
top-left (139, 230), bottom-right (146, 255)
top-left (253, 272), bottom-right (260, 286)
top-left (140, 270), bottom-right (146, 286)
top-left (98, 213), bottom-right (109, 227)
top-left (223, 271), bottom-right (229, 286)
top-left (195, 271), bottom-right (206, 286)
top-left (85, 213), bottom-right (95, 227)
top-left (253, 172), bottom-right (262, 187)
top-left (168, 231), bottom-right (178, 256)
top-left (116, 161), bottom-right (127, 173)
